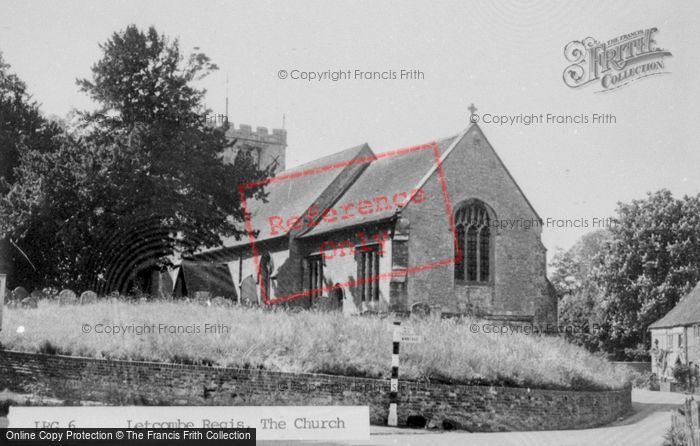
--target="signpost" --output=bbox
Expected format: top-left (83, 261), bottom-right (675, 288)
top-left (387, 321), bottom-right (422, 427)
top-left (388, 321), bottom-right (400, 427)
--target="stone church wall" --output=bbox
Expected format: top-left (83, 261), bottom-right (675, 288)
top-left (404, 126), bottom-right (555, 323)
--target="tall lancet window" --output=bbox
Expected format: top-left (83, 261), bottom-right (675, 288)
top-left (454, 201), bottom-right (492, 283)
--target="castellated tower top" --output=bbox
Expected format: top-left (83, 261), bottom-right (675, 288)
top-left (222, 123), bottom-right (287, 175)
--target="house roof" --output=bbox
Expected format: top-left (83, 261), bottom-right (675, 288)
top-left (649, 282), bottom-right (700, 329)
top-left (299, 135), bottom-right (460, 238)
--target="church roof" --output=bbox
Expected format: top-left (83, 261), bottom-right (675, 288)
top-left (649, 282), bottom-right (700, 329)
top-left (299, 135), bottom-right (460, 238)
top-left (206, 142), bottom-right (373, 251)
top-left (198, 122), bottom-right (540, 255)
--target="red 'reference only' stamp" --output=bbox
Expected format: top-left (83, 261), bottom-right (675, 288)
top-left (237, 141), bottom-right (458, 305)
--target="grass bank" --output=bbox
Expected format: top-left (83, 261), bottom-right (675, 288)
top-left (0, 299), bottom-right (630, 391)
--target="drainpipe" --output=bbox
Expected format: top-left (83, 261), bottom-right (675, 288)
top-left (685, 326), bottom-right (690, 393)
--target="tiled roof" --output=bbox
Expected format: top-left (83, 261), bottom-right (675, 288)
top-left (197, 128), bottom-right (467, 255)
top-left (191, 122), bottom-right (552, 305)
top-left (299, 135), bottom-right (460, 238)
top-left (649, 282), bottom-right (700, 329)
top-left (203, 143), bottom-right (372, 251)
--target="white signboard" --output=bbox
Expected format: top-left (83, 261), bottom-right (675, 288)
top-left (8, 406), bottom-right (370, 441)
top-left (400, 333), bottom-right (423, 343)
top-left (387, 324), bottom-right (423, 343)
top-left (398, 327), bottom-right (423, 343)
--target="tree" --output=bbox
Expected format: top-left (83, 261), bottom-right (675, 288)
top-left (595, 190), bottom-right (700, 359)
top-left (0, 26), bottom-right (270, 292)
top-left (0, 52), bottom-right (62, 184)
top-left (0, 52), bottom-right (63, 287)
top-left (550, 230), bottom-right (610, 297)
top-left (549, 230), bottom-right (610, 351)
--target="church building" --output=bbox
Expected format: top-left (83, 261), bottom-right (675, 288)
top-left (195, 113), bottom-right (557, 324)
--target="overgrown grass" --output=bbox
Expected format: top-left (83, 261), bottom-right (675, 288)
top-left (0, 299), bottom-right (630, 391)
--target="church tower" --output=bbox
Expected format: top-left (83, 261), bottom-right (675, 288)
top-left (222, 124), bottom-right (287, 175)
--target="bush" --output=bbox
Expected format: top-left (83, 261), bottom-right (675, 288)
top-left (624, 370), bottom-right (652, 389)
top-left (673, 360), bottom-right (690, 389)
top-left (624, 344), bottom-right (651, 362)
top-left (664, 422), bottom-right (687, 446)
top-left (648, 373), bottom-right (660, 391)
top-left (38, 340), bottom-right (58, 355)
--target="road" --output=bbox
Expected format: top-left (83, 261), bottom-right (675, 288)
top-left (258, 389), bottom-right (685, 446)
top-left (0, 389), bottom-right (686, 446)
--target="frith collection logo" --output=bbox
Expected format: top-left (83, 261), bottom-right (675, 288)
top-left (563, 28), bottom-right (672, 93)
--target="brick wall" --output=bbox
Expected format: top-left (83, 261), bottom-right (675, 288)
top-left (611, 361), bottom-right (651, 375)
top-left (0, 350), bottom-right (630, 431)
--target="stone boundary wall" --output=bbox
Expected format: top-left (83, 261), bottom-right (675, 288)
top-left (0, 350), bottom-right (631, 432)
top-left (611, 361), bottom-right (651, 375)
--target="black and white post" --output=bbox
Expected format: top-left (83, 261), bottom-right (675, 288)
top-left (388, 320), bottom-right (401, 426)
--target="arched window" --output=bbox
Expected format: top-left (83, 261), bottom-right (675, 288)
top-left (454, 201), bottom-right (492, 283)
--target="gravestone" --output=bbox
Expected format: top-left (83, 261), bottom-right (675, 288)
top-left (43, 288), bottom-right (59, 300)
top-left (211, 296), bottom-right (229, 306)
top-left (411, 302), bottom-right (432, 318)
top-left (80, 290), bottom-right (98, 305)
top-left (107, 291), bottom-right (121, 302)
top-left (58, 289), bottom-right (78, 306)
top-left (21, 296), bottom-right (38, 308)
top-left (429, 304), bottom-right (443, 317)
top-left (30, 289), bottom-right (47, 301)
top-left (11, 286), bottom-right (29, 302)
top-left (240, 275), bottom-right (258, 306)
top-left (194, 291), bottom-right (212, 302)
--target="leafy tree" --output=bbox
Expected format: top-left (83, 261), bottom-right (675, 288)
top-left (0, 52), bottom-right (63, 287)
top-left (0, 26), bottom-right (269, 292)
top-left (0, 52), bottom-right (62, 184)
top-left (550, 192), bottom-right (700, 360)
top-left (595, 190), bottom-right (700, 359)
top-left (549, 230), bottom-right (609, 351)
top-left (550, 230), bottom-right (610, 297)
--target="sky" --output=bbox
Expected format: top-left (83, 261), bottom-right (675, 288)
top-left (1, 0), bottom-right (699, 255)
